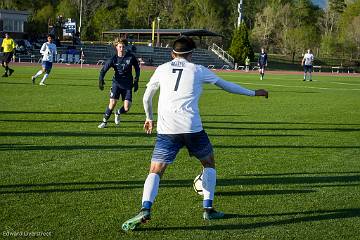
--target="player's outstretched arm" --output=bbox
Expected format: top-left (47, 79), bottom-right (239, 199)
top-left (215, 79), bottom-right (268, 98)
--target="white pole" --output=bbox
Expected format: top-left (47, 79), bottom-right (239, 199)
top-left (237, 0), bottom-right (243, 28)
top-left (79, 0), bottom-right (82, 37)
top-left (80, 47), bottom-right (83, 69)
top-left (156, 17), bottom-right (161, 47)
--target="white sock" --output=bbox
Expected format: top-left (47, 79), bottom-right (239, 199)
top-left (202, 168), bottom-right (216, 202)
top-left (142, 173), bottom-right (160, 207)
top-left (40, 73), bottom-right (49, 84)
top-left (34, 70), bottom-right (43, 78)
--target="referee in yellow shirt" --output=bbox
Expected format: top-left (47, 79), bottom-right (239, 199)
top-left (1, 33), bottom-right (15, 77)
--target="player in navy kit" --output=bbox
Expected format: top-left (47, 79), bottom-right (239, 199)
top-left (98, 38), bottom-right (140, 128)
top-left (258, 48), bottom-right (268, 80)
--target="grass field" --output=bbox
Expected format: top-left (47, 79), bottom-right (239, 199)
top-left (1, 64), bottom-right (360, 240)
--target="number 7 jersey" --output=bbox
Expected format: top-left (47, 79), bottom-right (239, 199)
top-left (146, 57), bottom-right (221, 134)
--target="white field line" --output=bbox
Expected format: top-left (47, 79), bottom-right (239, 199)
top-left (219, 75), bottom-right (360, 91)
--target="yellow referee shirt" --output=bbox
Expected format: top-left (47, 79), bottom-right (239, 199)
top-left (1, 38), bottom-right (16, 53)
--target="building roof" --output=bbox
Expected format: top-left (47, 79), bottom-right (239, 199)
top-left (102, 28), bottom-right (222, 37)
top-left (0, 9), bottom-right (30, 16)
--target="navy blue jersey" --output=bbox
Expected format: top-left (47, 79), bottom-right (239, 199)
top-left (258, 52), bottom-right (268, 66)
top-left (99, 52), bottom-right (140, 90)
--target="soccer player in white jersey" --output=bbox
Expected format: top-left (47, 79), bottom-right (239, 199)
top-left (31, 34), bottom-right (57, 86)
top-left (301, 49), bottom-right (314, 81)
top-left (122, 36), bottom-right (269, 231)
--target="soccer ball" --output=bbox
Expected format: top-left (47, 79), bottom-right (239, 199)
top-left (193, 173), bottom-right (203, 195)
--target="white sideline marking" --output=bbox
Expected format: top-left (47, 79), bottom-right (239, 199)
top-left (218, 74), bottom-right (360, 91)
top-left (230, 81), bottom-right (360, 91)
top-left (331, 82), bottom-right (360, 86)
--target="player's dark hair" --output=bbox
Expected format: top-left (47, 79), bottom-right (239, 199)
top-left (172, 36), bottom-right (196, 57)
top-left (47, 34), bottom-right (54, 39)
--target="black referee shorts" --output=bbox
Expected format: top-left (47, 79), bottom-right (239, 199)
top-left (2, 52), bottom-right (13, 64)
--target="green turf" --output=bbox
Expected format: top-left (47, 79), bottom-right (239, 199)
top-left (1, 65), bottom-right (359, 239)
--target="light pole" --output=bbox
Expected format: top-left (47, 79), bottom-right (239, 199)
top-left (79, 0), bottom-right (82, 38)
top-left (237, 0), bottom-right (243, 28)
top-left (156, 17), bottom-right (161, 47)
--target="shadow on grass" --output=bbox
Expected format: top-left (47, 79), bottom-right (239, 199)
top-left (0, 173), bottom-right (358, 194)
top-left (1, 111), bottom-right (360, 125)
top-left (1, 143), bottom-right (359, 151)
top-left (216, 189), bottom-right (317, 196)
top-left (0, 81), bottom-right (94, 87)
top-left (135, 208), bottom-right (360, 231)
top-left (0, 131), bottom-right (306, 138)
top-left (204, 125), bottom-right (360, 132)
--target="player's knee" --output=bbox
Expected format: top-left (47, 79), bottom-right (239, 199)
top-left (149, 162), bottom-right (167, 177)
top-left (109, 100), bottom-right (117, 109)
top-left (200, 154), bottom-right (215, 168)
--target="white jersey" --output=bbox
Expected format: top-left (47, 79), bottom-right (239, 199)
top-left (40, 42), bottom-right (57, 62)
top-left (146, 58), bottom-right (221, 134)
top-left (303, 53), bottom-right (314, 66)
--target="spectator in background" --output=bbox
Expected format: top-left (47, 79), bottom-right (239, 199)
top-left (245, 56), bottom-right (250, 72)
top-left (1, 33), bottom-right (16, 77)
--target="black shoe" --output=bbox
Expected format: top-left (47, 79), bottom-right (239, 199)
top-left (8, 69), bottom-right (14, 76)
top-left (309, 79), bottom-right (312, 81)
top-left (303, 79), bottom-right (306, 81)
top-left (2, 73), bottom-right (8, 77)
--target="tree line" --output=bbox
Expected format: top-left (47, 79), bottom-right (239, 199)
top-left (1, 0), bottom-right (359, 62)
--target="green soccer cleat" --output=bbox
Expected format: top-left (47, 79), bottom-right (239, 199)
top-left (122, 208), bottom-right (151, 231)
top-left (203, 208), bottom-right (225, 220)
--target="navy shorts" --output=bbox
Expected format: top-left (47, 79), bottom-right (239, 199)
top-left (304, 65), bottom-right (313, 72)
top-left (110, 83), bottom-right (132, 101)
top-left (151, 130), bottom-right (213, 164)
top-left (41, 61), bottom-right (53, 71)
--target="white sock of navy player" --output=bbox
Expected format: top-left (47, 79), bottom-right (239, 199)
top-left (33, 70), bottom-right (43, 79)
top-left (40, 73), bottom-right (49, 84)
top-left (142, 173), bottom-right (160, 210)
top-left (202, 167), bottom-right (216, 209)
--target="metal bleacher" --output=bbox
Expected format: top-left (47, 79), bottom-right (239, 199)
top-left (135, 46), bottom-right (228, 68)
top-left (15, 43), bottom-right (229, 68)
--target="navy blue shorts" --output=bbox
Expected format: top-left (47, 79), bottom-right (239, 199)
top-left (151, 130), bottom-right (213, 164)
top-left (110, 83), bottom-right (132, 101)
top-left (41, 61), bottom-right (53, 71)
top-left (304, 65), bottom-right (313, 72)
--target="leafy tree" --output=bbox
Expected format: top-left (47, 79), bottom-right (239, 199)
top-left (282, 27), bottom-right (305, 63)
top-left (251, 5), bottom-right (277, 49)
top-left (90, 7), bottom-right (128, 41)
top-left (190, 0), bottom-right (224, 33)
top-left (344, 16), bottom-right (360, 59)
top-left (228, 22), bottom-right (254, 64)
